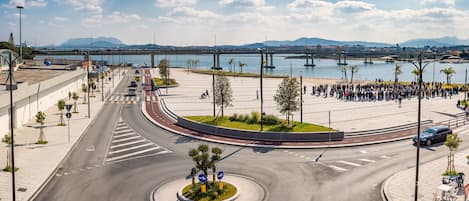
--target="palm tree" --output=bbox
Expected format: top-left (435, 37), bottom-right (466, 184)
top-left (194, 59), bottom-right (200, 69)
top-left (340, 66), bottom-right (348, 83)
top-left (228, 58), bottom-right (235, 72)
top-left (394, 63), bottom-right (403, 85)
top-left (35, 111), bottom-right (47, 144)
top-left (350, 66), bottom-right (359, 84)
top-left (440, 67), bottom-right (456, 84)
top-left (411, 68), bottom-right (423, 82)
top-left (57, 99), bottom-right (66, 126)
top-left (186, 59), bottom-right (192, 73)
top-left (72, 92), bottom-right (79, 113)
top-left (238, 62), bottom-right (247, 73)
top-left (188, 144), bottom-right (223, 187)
top-left (444, 133), bottom-right (462, 175)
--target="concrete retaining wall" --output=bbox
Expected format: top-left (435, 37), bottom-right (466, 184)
top-left (176, 117), bottom-right (344, 142)
top-left (0, 69), bottom-right (86, 135)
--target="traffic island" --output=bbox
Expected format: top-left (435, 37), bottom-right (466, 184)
top-left (178, 181), bottom-right (238, 201)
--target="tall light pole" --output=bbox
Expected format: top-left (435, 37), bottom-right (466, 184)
top-left (17, 6), bottom-right (24, 61)
top-left (410, 52), bottom-right (430, 201)
top-left (258, 48), bottom-right (264, 131)
top-left (85, 52), bottom-right (91, 118)
top-left (300, 73), bottom-right (303, 124)
top-left (7, 51), bottom-right (18, 201)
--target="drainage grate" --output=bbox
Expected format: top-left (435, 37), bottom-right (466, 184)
top-left (17, 187), bottom-right (27, 192)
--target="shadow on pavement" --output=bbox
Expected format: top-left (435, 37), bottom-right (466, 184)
top-left (175, 136), bottom-right (197, 144)
top-left (252, 146), bottom-right (274, 154)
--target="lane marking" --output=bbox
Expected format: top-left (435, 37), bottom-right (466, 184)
top-left (358, 158), bottom-right (375, 163)
top-left (106, 147), bottom-right (161, 162)
top-left (108, 143), bottom-right (156, 155)
top-left (380, 155), bottom-right (391, 159)
top-left (112, 135), bottom-right (142, 143)
top-left (337, 160), bottom-right (362, 167)
top-left (113, 133), bottom-right (136, 138)
top-left (111, 139), bottom-right (146, 149)
top-left (359, 150), bottom-right (368, 154)
top-left (328, 165), bottom-right (348, 172)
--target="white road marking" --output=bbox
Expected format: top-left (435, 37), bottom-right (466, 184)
top-left (111, 139), bottom-right (146, 149)
top-left (109, 143), bottom-right (156, 155)
top-left (359, 150), bottom-right (368, 154)
top-left (300, 155), bottom-right (305, 158)
top-left (380, 155), bottom-right (391, 159)
top-left (358, 158), bottom-right (376, 163)
top-left (337, 160), bottom-right (362, 167)
top-left (86, 145), bottom-right (95, 152)
top-left (114, 129), bottom-right (133, 134)
top-left (112, 136), bottom-right (141, 143)
top-left (113, 133), bottom-right (136, 138)
top-left (106, 147), bottom-right (161, 162)
top-left (328, 165), bottom-right (348, 172)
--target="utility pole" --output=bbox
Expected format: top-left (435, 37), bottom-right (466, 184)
top-left (465, 67), bottom-right (467, 102)
top-left (86, 52), bottom-right (91, 118)
top-left (260, 49), bottom-right (264, 131)
top-left (300, 75), bottom-right (303, 124)
top-left (8, 51), bottom-right (17, 201)
top-left (212, 68), bottom-right (216, 117)
top-left (17, 6), bottom-right (23, 61)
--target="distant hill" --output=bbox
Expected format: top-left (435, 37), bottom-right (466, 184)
top-left (256, 37), bottom-right (392, 48)
top-left (401, 36), bottom-right (469, 47)
top-left (59, 37), bottom-right (125, 48)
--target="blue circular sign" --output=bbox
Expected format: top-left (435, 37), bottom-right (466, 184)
top-left (198, 173), bottom-right (207, 183)
top-left (217, 171), bottom-right (224, 180)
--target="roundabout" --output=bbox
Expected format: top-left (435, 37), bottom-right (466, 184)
top-left (152, 174), bottom-right (266, 201)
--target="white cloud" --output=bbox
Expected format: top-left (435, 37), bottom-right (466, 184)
top-left (155, 0), bottom-right (196, 8)
top-left (218, 0), bottom-right (265, 7)
top-left (421, 0), bottom-right (456, 6)
top-left (54, 16), bottom-right (68, 21)
top-left (2, 0), bottom-right (47, 8)
top-left (60, 0), bottom-right (102, 14)
top-left (169, 7), bottom-right (219, 19)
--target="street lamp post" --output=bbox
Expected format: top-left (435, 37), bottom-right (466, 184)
top-left (85, 52), bottom-right (91, 118)
top-left (410, 52), bottom-right (430, 201)
top-left (258, 49), bottom-right (264, 131)
top-left (300, 74), bottom-right (303, 124)
top-left (17, 6), bottom-right (24, 61)
top-left (7, 51), bottom-right (18, 201)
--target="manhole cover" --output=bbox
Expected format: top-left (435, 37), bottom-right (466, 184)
top-left (17, 187), bottom-right (27, 192)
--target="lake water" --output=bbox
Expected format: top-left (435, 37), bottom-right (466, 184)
top-left (36, 54), bottom-right (469, 83)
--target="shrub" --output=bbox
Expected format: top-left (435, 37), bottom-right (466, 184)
top-left (263, 115), bottom-right (279, 125)
top-left (247, 111), bottom-right (260, 124)
top-left (239, 114), bottom-right (249, 122)
top-left (229, 113), bottom-right (238, 121)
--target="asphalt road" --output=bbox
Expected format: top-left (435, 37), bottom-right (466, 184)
top-left (34, 69), bottom-right (469, 201)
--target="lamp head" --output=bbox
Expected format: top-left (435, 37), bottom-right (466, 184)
top-left (16, 5), bottom-right (24, 9)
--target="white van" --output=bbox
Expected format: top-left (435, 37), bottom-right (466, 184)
top-left (128, 88), bottom-right (137, 96)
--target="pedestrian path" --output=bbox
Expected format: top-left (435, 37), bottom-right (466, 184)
top-left (108, 95), bottom-right (140, 105)
top-left (104, 118), bottom-right (171, 164)
top-left (282, 149), bottom-right (393, 172)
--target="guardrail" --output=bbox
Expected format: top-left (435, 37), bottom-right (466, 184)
top-left (176, 117), bottom-right (345, 142)
top-left (344, 120), bottom-right (433, 138)
top-left (440, 116), bottom-right (468, 129)
top-left (159, 98), bottom-right (178, 121)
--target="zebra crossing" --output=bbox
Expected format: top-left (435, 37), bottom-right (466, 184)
top-left (105, 118), bottom-right (171, 164)
top-left (108, 95), bottom-right (140, 104)
top-left (283, 149), bottom-right (392, 173)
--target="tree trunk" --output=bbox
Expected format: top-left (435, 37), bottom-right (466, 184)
top-left (60, 110), bottom-right (64, 125)
top-left (39, 125), bottom-right (45, 142)
top-left (6, 146), bottom-right (11, 168)
top-left (74, 101), bottom-right (78, 113)
top-left (447, 75), bottom-right (450, 84)
top-left (351, 72), bottom-right (354, 84)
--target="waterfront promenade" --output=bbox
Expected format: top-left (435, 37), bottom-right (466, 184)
top-left (161, 68), bottom-right (462, 132)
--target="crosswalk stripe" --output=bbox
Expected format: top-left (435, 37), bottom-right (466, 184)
top-left (111, 139), bottom-right (146, 149)
top-left (112, 136), bottom-right (141, 143)
top-left (106, 147), bottom-right (161, 162)
top-left (115, 124), bottom-right (128, 129)
top-left (337, 160), bottom-right (362, 167)
top-left (113, 133), bottom-right (136, 138)
top-left (108, 143), bottom-right (156, 155)
top-left (358, 158), bottom-right (375, 163)
top-left (115, 129), bottom-right (133, 134)
top-left (328, 165), bottom-right (348, 172)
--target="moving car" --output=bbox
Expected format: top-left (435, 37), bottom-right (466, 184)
top-left (129, 81), bottom-right (137, 87)
top-left (128, 88), bottom-right (136, 96)
top-left (412, 126), bottom-right (452, 146)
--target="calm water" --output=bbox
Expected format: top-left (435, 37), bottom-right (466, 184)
top-left (36, 54), bottom-right (469, 83)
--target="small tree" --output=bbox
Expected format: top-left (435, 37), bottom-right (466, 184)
top-left (36, 111), bottom-right (47, 144)
top-left (238, 61), bottom-right (247, 73)
top-left (341, 66), bottom-right (348, 83)
top-left (158, 59), bottom-right (170, 85)
top-left (57, 99), bottom-right (66, 126)
top-left (411, 68), bottom-right (423, 82)
top-left (82, 84), bottom-right (88, 103)
top-left (214, 76), bottom-right (233, 118)
top-left (350, 66), bottom-right (359, 84)
top-left (228, 58), bottom-right (235, 72)
top-left (444, 133), bottom-right (462, 176)
top-left (188, 144), bottom-right (223, 186)
top-left (274, 77), bottom-right (300, 125)
top-left (2, 134), bottom-right (17, 172)
top-left (440, 67), bottom-right (456, 84)
top-left (394, 63), bottom-right (402, 94)
top-left (72, 92), bottom-right (79, 113)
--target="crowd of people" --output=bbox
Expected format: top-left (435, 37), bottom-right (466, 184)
top-left (307, 81), bottom-right (462, 103)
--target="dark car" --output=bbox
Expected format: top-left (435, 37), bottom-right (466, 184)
top-left (135, 69), bottom-right (140, 74)
top-left (413, 126), bottom-right (452, 146)
top-left (129, 81), bottom-right (137, 87)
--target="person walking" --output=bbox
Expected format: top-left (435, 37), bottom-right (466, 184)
top-left (256, 89), bottom-right (259, 100)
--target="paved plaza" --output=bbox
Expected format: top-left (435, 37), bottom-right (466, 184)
top-left (161, 68), bottom-right (463, 132)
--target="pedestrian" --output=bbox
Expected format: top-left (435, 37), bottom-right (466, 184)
top-left (205, 89), bottom-right (209, 97)
top-left (256, 89), bottom-right (259, 100)
top-left (68, 91), bottom-right (72, 100)
top-left (303, 85), bottom-right (307, 94)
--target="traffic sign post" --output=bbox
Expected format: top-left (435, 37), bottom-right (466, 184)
top-left (191, 168), bottom-right (197, 187)
top-left (198, 173), bottom-right (207, 193)
top-left (217, 171), bottom-right (224, 190)
top-left (65, 104), bottom-right (73, 144)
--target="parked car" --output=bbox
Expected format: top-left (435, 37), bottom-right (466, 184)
top-left (135, 69), bottom-right (140, 74)
top-left (129, 81), bottom-right (137, 87)
top-left (412, 126), bottom-right (452, 146)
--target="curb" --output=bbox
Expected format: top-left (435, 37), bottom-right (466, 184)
top-left (381, 177), bottom-right (392, 201)
top-left (27, 70), bottom-right (127, 201)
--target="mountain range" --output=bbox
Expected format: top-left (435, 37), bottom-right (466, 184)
top-left (52, 36), bottom-right (469, 49)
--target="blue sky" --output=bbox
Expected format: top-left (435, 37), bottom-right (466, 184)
top-left (1, 0), bottom-right (469, 46)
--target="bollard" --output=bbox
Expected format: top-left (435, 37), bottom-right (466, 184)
top-left (201, 184), bottom-right (206, 193)
top-left (219, 182), bottom-right (224, 190)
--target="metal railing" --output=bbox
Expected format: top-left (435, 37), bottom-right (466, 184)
top-left (345, 120), bottom-right (433, 138)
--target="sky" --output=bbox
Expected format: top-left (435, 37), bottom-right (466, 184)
top-left (1, 0), bottom-right (469, 46)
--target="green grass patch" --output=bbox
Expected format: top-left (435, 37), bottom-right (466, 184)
top-left (186, 116), bottom-right (333, 132)
top-left (3, 166), bottom-right (19, 172)
top-left (36, 140), bottom-right (48, 145)
top-left (154, 78), bottom-right (178, 86)
top-left (442, 170), bottom-right (459, 177)
top-left (182, 181), bottom-right (237, 201)
top-left (57, 123), bottom-right (66, 126)
top-left (191, 69), bottom-right (287, 78)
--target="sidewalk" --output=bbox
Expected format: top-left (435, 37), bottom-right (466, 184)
top-left (0, 69), bottom-right (126, 201)
top-left (384, 148), bottom-right (469, 201)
